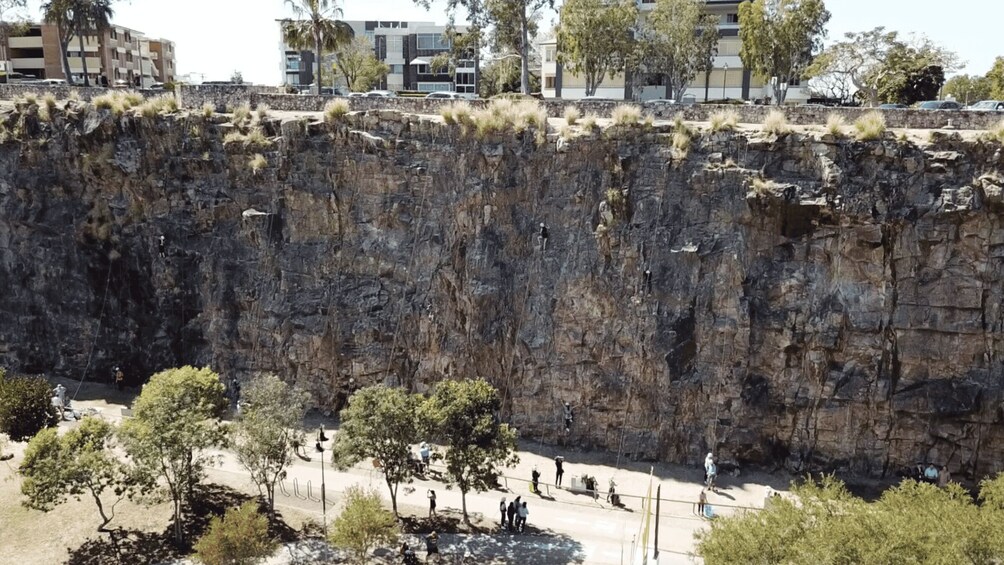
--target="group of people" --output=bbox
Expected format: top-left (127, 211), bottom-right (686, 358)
top-left (917, 463), bottom-right (951, 487)
top-left (500, 496), bottom-right (530, 533)
top-left (400, 532), bottom-right (439, 565)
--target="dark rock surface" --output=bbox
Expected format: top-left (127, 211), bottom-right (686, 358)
top-left (2, 100), bottom-right (1004, 480)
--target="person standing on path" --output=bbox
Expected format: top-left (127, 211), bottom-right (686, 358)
top-left (531, 466), bottom-right (540, 493)
top-left (697, 488), bottom-right (707, 516)
top-left (425, 531), bottom-right (440, 563)
top-left (555, 456), bottom-right (565, 487)
top-left (499, 497), bottom-right (507, 528)
top-left (427, 489), bottom-right (437, 518)
top-left (518, 501), bottom-right (529, 532)
top-left (507, 500), bottom-right (516, 531)
top-left (114, 367), bottom-right (124, 391)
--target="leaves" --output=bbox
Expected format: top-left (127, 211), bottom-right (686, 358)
top-left (329, 486), bottom-right (399, 565)
top-left (332, 37), bottom-right (391, 93)
top-left (193, 501), bottom-right (276, 565)
top-left (282, 0), bottom-right (354, 94)
top-left (0, 369), bottom-right (60, 442)
top-left (635, 0), bottom-right (719, 102)
top-left (556, 0), bottom-right (637, 97)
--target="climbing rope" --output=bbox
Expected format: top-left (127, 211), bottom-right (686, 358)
top-left (71, 264), bottom-right (113, 401)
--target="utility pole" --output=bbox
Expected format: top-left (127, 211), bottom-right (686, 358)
top-left (654, 484), bottom-right (661, 559)
top-left (316, 427), bottom-right (329, 531)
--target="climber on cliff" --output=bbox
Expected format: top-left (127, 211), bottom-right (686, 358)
top-left (538, 222), bottom-right (549, 251)
top-left (158, 235), bottom-right (166, 258)
top-left (562, 401), bottom-right (574, 433)
top-left (114, 366), bottom-right (124, 391)
top-left (643, 268), bottom-right (652, 294)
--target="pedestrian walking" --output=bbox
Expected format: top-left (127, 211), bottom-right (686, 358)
top-left (555, 455), bottom-right (565, 487)
top-left (531, 466), bottom-right (540, 493)
top-left (506, 500), bottom-right (516, 531)
top-left (420, 442), bottom-right (431, 473)
top-left (114, 367), bottom-right (124, 391)
top-left (499, 497), bottom-right (507, 528)
top-left (518, 501), bottom-right (529, 532)
top-left (425, 531), bottom-right (440, 563)
top-left (427, 489), bottom-right (437, 518)
top-left (318, 424), bottom-right (329, 442)
top-left (697, 488), bottom-right (707, 516)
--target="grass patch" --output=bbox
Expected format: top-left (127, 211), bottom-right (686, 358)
top-left (988, 120), bottom-right (1004, 143)
top-left (672, 130), bottom-right (691, 153)
top-left (825, 113), bottom-right (846, 137)
top-left (564, 105), bottom-right (581, 125)
top-left (468, 99), bottom-right (548, 142)
top-left (440, 101), bottom-right (473, 126)
top-left (92, 93), bottom-right (126, 116)
top-left (122, 91), bottom-right (145, 107)
top-left (854, 111), bottom-right (886, 141)
top-left (581, 113), bottom-right (598, 131)
top-left (643, 113), bottom-right (655, 128)
top-left (202, 102), bottom-right (215, 119)
top-left (762, 110), bottom-right (790, 135)
top-left (611, 104), bottom-right (642, 126)
top-left (256, 104), bottom-right (270, 120)
top-left (751, 177), bottom-right (780, 196)
top-left (709, 109), bottom-right (739, 132)
top-left (323, 99), bottom-right (350, 123)
top-left (249, 153), bottom-right (267, 174)
top-left (224, 128), bottom-right (272, 149)
top-left (231, 102), bottom-right (251, 125)
top-left (39, 94), bottom-right (57, 122)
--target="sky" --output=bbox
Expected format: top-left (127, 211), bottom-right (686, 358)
top-left (19, 0), bottom-right (1003, 86)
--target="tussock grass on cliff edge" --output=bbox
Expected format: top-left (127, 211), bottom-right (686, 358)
top-left (563, 105), bottom-right (581, 125)
top-left (854, 111), bottom-right (886, 141)
top-left (324, 99), bottom-right (350, 123)
top-left (709, 109), bottom-right (739, 132)
top-left (989, 120), bottom-right (1004, 143)
top-left (611, 104), bottom-right (642, 126)
top-left (825, 113), bottom-right (846, 137)
top-left (763, 110), bottom-right (790, 135)
top-left (467, 99), bottom-right (549, 144)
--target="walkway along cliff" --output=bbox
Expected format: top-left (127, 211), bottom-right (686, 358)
top-left (2, 97), bottom-right (1004, 480)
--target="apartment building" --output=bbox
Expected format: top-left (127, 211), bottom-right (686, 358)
top-left (278, 19), bottom-right (474, 94)
top-left (3, 22), bottom-right (175, 87)
top-left (541, 0), bottom-right (808, 103)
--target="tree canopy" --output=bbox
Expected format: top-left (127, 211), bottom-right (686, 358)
top-left (696, 474), bottom-right (1004, 564)
top-left (944, 74), bottom-right (992, 105)
top-left (419, 378), bottom-right (518, 524)
top-left (233, 374), bottom-right (309, 515)
top-left (738, 0), bottom-right (830, 105)
top-left (329, 486), bottom-right (399, 565)
top-left (636, 0), bottom-right (719, 102)
top-left (0, 369), bottom-right (59, 442)
top-left (556, 0), bottom-right (637, 97)
top-left (333, 36), bottom-right (390, 92)
top-left (330, 385), bottom-right (424, 517)
top-left (488, 0), bottom-right (554, 94)
top-left (282, 0), bottom-right (354, 94)
top-left (193, 501), bottom-right (276, 565)
top-left (118, 366), bottom-right (228, 544)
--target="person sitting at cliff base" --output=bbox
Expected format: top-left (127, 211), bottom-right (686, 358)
top-left (924, 464), bottom-right (939, 483)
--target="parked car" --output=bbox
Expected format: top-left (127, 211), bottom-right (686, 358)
top-left (579, 95), bottom-right (615, 102)
top-left (148, 82), bottom-right (165, 90)
top-left (917, 100), bottom-right (962, 110)
top-left (0, 72), bottom-right (35, 84)
top-left (38, 78), bottom-right (66, 86)
top-left (878, 103), bottom-right (908, 109)
top-left (112, 79), bottom-right (131, 89)
top-left (365, 90), bottom-right (398, 98)
top-left (969, 100), bottom-right (1004, 112)
top-left (644, 99), bottom-right (676, 105)
top-left (425, 91), bottom-right (465, 99)
top-left (347, 92), bottom-right (366, 98)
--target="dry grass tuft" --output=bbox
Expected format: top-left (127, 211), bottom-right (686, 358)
top-left (440, 101), bottom-right (473, 126)
top-left (564, 105), bottom-right (581, 125)
top-left (256, 104), bottom-right (270, 120)
top-left (988, 120), bottom-right (1004, 143)
top-left (39, 94), bottom-right (57, 122)
top-left (323, 99), bottom-right (350, 123)
top-left (202, 102), bottom-right (215, 119)
top-left (581, 113), bottom-right (598, 131)
top-left (854, 111), bottom-right (887, 141)
top-left (762, 110), bottom-right (790, 135)
top-left (825, 113), bottom-right (846, 137)
top-left (231, 102), bottom-right (252, 125)
top-left (249, 153), bottom-right (267, 174)
top-left (611, 104), bottom-right (642, 126)
top-left (709, 109), bottom-right (739, 132)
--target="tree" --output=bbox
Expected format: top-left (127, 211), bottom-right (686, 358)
top-left (635, 0), bottom-right (719, 102)
top-left (231, 70), bottom-right (244, 84)
top-left (419, 378), bottom-right (518, 524)
top-left (329, 486), bottom-right (399, 565)
top-left (880, 64), bottom-right (944, 106)
top-left (870, 38), bottom-right (957, 105)
top-left (943, 74), bottom-right (992, 106)
top-left (193, 501), bottom-right (276, 565)
top-left (479, 55), bottom-right (524, 97)
top-left (695, 474), bottom-right (1004, 563)
top-left (330, 385), bottom-right (423, 517)
top-left (332, 37), bottom-right (390, 92)
top-left (19, 417), bottom-right (136, 531)
top-left (233, 374), bottom-right (309, 516)
top-left (488, 0), bottom-right (554, 94)
top-left (281, 0), bottom-right (354, 95)
top-left (738, 0), bottom-right (830, 105)
top-left (987, 57), bottom-right (1004, 100)
top-left (556, 0), bottom-right (637, 97)
top-left (72, 0), bottom-right (113, 87)
top-left (119, 366), bottom-right (228, 544)
top-left (0, 369), bottom-right (59, 442)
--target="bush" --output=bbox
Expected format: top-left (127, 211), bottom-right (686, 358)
top-left (122, 91), bottom-right (145, 108)
top-left (709, 109), bottom-right (739, 132)
top-left (763, 110), bottom-right (790, 135)
top-left (854, 111), bottom-right (887, 141)
top-left (581, 113), bottom-right (598, 131)
top-left (989, 120), bottom-right (1004, 143)
top-left (249, 154), bottom-right (267, 174)
top-left (244, 128), bottom-right (271, 148)
top-left (440, 101), bottom-right (472, 126)
top-left (231, 102), bottom-right (251, 125)
top-left (825, 113), bottom-right (846, 137)
top-left (470, 99), bottom-right (548, 141)
top-left (329, 486), bottom-right (399, 565)
top-left (611, 104), bottom-right (641, 126)
top-left (0, 369), bottom-right (60, 442)
top-left (672, 130), bottom-right (691, 154)
top-left (202, 102), bottom-right (215, 119)
top-left (324, 99), bottom-right (350, 123)
top-left (193, 501), bottom-right (276, 565)
top-left (564, 105), bottom-right (581, 125)
top-left (39, 94), bottom-right (57, 122)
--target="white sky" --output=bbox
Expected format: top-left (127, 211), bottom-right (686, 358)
top-left (20, 0), bottom-right (1003, 86)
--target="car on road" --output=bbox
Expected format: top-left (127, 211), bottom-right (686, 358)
top-left (365, 90), bottom-right (398, 98)
top-left (917, 100), bottom-right (962, 110)
top-left (878, 103), bottom-right (908, 109)
top-left (969, 100), bottom-right (1004, 112)
top-left (347, 92), bottom-right (366, 98)
top-left (425, 91), bottom-right (465, 99)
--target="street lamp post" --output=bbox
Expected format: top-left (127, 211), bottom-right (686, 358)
top-left (316, 430), bottom-right (329, 531)
top-left (722, 63), bottom-right (729, 101)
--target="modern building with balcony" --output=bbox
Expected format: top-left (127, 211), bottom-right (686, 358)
top-left (541, 0), bottom-right (808, 103)
top-left (2, 22), bottom-right (175, 87)
top-left (277, 19), bottom-right (473, 94)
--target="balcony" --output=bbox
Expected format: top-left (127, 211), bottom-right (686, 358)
top-left (11, 58), bottom-right (46, 68)
top-left (8, 36), bottom-right (43, 49)
top-left (68, 37), bottom-right (101, 51)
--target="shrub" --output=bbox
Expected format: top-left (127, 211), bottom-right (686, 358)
top-left (122, 91), bottom-right (145, 108)
top-left (324, 99), bottom-right (350, 123)
top-left (440, 101), bottom-right (472, 126)
top-left (564, 105), bottom-right (581, 125)
top-left (202, 102), bottom-right (215, 119)
top-left (988, 120), bottom-right (1004, 143)
top-left (329, 486), bottom-right (399, 564)
top-left (20, 91), bottom-right (38, 106)
top-left (763, 110), bottom-right (790, 135)
top-left (559, 123), bottom-right (574, 140)
top-left (231, 102), bottom-right (251, 125)
top-left (825, 113), bottom-right (846, 137)
top-left (672, 130), bottom-right (691, 154)
top-left (854, 111), bottom-right (886, 141)
top-left (39, 94), bottom-right (57, 122)
top-left (249, 154), bottom-right (267, 173)
top-left (611, 104), bottom-right (642, 126)
top-left (150, 95), bottom-right (179, 113)
top-left (193, 501), bottom-right (276, 565)
top-left (93, 93), bottom-right (116, 111)
top-left (643, 113), bottom-right (655, 128)
top-left (469, 99), bottom-right (547, 140)
top-left (0, 369), bottom-right (60, 442)
top-left (245, 128), bottom-right (272, 148)
top-left (709, 109), bottom-right (739, 132)
top-left (255, 104), bottom-right (270, 120)
top-left (581, 113), bottom-right (598, 131)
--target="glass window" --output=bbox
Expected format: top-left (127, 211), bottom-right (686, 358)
top-left (545, 76), bottom-right (555, 89)
top-left (390, 64), bottom-right (404, 74)
top-left (726, 13), bottom-right (740, 24)
top-left (387, 36), bottom-right (403, 57)
top-left (544, 47), bottom-right (556, 63)
top-left (417, 34), bottom-right (450, 50)
top-left (417, 82), bottom-right (451, 92)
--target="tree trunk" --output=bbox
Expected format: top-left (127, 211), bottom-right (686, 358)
top-left (77, 31), bottom-right (90, 87)
top-left (90, 488), bottom-right (112, 531)
top-left (314, 31), bottom-right (323, 95)
top-left (386, 476), bottom-right (399, 517)
top-left (460, 488), bottom-right (469, 524)
top-left (58, 28), bottom-right (72, 84)
top-left (266, 483), bottom-right (275, 515)
top-left (173, 499), bottom-right (183, 544)
top-left (519, 4), bottom-right (530, 95)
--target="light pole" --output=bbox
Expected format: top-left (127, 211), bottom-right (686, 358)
top-left (316, 428), bottom-right (329, 531)
top-left (722, 63), bottom-right (729, 101)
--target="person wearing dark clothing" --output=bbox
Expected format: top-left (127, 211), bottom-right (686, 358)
top-left (499, 497), bottom-right (507, 528)
top-left (318, 425), bottom-right (329, 442)
top-left (158, 235), bottom-right (166, 258)
top-left (555, 456), bottom-right (565, 487)
top-left (531, 467), bottom-right (540, 493)
top-left (114, 367), bottom-right (124, 391)
top-left (563, 402), bottom-right (574, 433)
top-left (513, 496), bottom-right (523, 531)
top-left (400, 543), bottom-right (419, 565)
top-left (425, 532), bottom-right (440, 562)
top-left (538, 223), bottom-right (549, 251)
top-left (428, 489), bottom-right (437, 518)
top-left (506, 501), bottom-right (516, 531)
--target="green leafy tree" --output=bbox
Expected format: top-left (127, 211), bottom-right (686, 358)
top-left (942, 74), bottom-right (991, 106)
top-left (0, 369), bottom-right (59, 442)
top-left (635, 0), bottom-right (719, 101)
top-left (330, 385), bottom-right (423, 517)
top-left (738, 0), bottom-right (831, 105)
top-left (72, 0), bottom-right (113, 86)
top-left (119, 366), bottom-right (228, 544)
top-left (556, 0), bottom-right (637, 97)
top-left (488, 0), bottom-right (554, 94)
top-left (281, 0), bottom-right (354, 95)
top-left (879, 63), bottom-right (944, 105)
top-left (419, 378), bottom-right (518, 524)
top-left (19, 417), bottom-right (136, 531)
top-left (40, 0), bottom-right (74, 83)
top-left (986, 56), bottom-right (1004, 100)
top-left (332, 36), bottom-right (390, 92)
top-left (233, 374), bottom-right (309, 515)
top-left (868, 38), bottom-right (957, 105)
top-left (329, 485), bottom-right (399, 565)
top-left (193, 501), bottom-right (276, 565)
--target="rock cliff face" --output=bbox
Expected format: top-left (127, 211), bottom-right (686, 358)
top-left (2, 101), bottom-right (1004, 479)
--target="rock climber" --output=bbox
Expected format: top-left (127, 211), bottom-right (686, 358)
top-left (114, 366), bottom-right (124, 391)
top-left (158, 235), bottom-right (166, 258)
top-left (538, 222), bottom-right (549, 251)
top-left (563, 401), bottom-right (574, 433)
top-left (643, 268), bottom-right (652, 294)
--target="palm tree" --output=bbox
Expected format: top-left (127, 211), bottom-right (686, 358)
top-left (282, 0), bottom-right (353, 95)
top-left (41, 0), bottom-right (73, 83)
top-left (73, 0), bottom-right (113, 87)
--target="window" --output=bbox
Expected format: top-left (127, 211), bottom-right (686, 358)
top-left (544, 76), bottom-right (555, 89)
top-left (389, 64), bottom-right (404, 74)
top-left (417, 82), bottom-right (451, 92)
top-left (544, 47), bottom-right (556, 63)
top-left (417, 34), bottom-right (450, 50)
top-left (364, 31), bottom-right (375, 45)
top-left (726, 13), bottom-right (739, 24)
top-left (286, 59), bottom-right (300, 71)
top-left (110, 29), bottom-right (118, 39)
top-left (456, 72), bottom-right (474, 86)
top-left (387, 36), bottom-right (403, 57)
